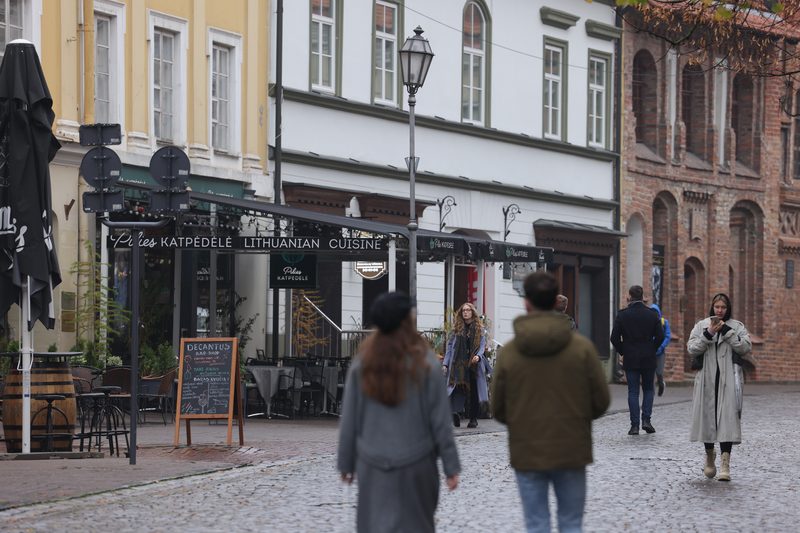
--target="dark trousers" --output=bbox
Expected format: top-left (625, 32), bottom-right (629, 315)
top-left (625, 367), bottom-right (656, 426)
top-left (451, 367), bottom-right (480, 421)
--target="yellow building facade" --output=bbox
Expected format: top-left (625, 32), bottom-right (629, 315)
top-left (2, 0), bottom-right (270, 352)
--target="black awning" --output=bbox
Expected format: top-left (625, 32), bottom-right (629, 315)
top-left (188, 191), bottom-right (553, 263)
top-left (190, 191), bottom-right (408, 237)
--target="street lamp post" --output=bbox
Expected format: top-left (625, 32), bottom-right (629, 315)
top-left (399, 26), bottom-right (434, 305)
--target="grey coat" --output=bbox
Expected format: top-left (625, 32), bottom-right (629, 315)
top-left (443, 330), bottom-right (490, 403)
top-left (687, 317), bottom-right (752, 444)
top-left (337, 352), bottom-right (461, 533)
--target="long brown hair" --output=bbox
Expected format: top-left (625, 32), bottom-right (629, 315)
top-left (453, 302), bottom-right (484, 356)
top-left (360, 316), bottom-right (429, 406)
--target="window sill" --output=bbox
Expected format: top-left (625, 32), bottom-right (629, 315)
top-left (684, 152), bottom-right (713, 172)
top-left (734, 162), bottom-right (759, 179)
top-left (634, 143), bottom-right (666, 164)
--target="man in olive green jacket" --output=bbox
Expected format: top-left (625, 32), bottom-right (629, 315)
top-left (492, 271), bottom-right (610, 533)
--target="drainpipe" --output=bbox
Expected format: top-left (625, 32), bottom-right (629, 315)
top-left (612, 7), bottom-right (624, 380)
top-left (271, 0), bottom-right (284, 358)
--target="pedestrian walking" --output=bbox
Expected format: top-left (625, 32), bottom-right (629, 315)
top-left (442, 302), bottom-right (490, 428)
top-left (610, 285), bottom-right (664, 435)
top-left (492, 271), bottom-right (610, 533)
top-left (555, 294), bottom-right (577, 330)
top-left (650, 303), bottom-right (671, 396)
top-left (337, 291), bottom-right (460, 533)
top-left (687, 293), bottom-right (754, 482)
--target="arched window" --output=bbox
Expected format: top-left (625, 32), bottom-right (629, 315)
top-left (729, 202), bottom-right (763, 334)
top-left (682, 64), bottom-right (706, 159)
top-left (632, 50), bottom-right (658, 151)
top-left (732, 74), bottom-right (755, 170)
top-left (652, 192), bottom-right (678, 313)
top-left (683, 257), bottom-right (706, 371)
top-left (625, 215), bottom-right (644, 288)
top-left (794, 89), bottom-right (800, 180)
top-left (462, 1), bottom-right (487, 125)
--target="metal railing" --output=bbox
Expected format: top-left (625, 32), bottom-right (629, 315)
top-left (292, 294), bottom-right (370, 360)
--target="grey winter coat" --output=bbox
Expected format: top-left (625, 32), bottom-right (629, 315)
top-left (687, 317), bottom-right (752, 444)
top-left (443, 330), bottom-right (490, 403)
top-left (337, 352), bottom-right (461, 533)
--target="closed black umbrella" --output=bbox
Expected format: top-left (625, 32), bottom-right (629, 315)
top-left (0, 39), bottom-right (61, 330)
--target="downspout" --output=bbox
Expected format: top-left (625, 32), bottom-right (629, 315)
top-left (612, 7), bottom-right (624, 381)
top-left (77, 0), bottom-right (86, 317)
top-left (271, 0), bottom-right (283, 358)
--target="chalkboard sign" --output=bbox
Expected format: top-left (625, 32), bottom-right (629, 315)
top-left (174, 337), bottom-right (243, 446)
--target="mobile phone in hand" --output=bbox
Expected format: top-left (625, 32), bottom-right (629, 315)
top-left (710, 316), bottom-right (722, 325)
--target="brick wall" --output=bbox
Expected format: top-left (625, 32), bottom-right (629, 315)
top-left (620, 30), bottom-right (800, 382)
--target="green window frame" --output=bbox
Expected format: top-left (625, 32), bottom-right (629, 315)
top-left (587, 51), bottom-right (611, 149)
top-left (461, 1), bottom-right (487, 125)
top-left (310, 0), bottom-right (341, 93)
top-left (372, 0), bottom-right (400, 105)
top-left (543, 37), bottom-right (568, 141)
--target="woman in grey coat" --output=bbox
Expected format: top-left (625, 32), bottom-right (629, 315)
top-left (687, 293), bottom-right (752, 482)
top-left (338, 292), bottom-right (461, 532)
top-left (442, 302), bottom-right (490, 428)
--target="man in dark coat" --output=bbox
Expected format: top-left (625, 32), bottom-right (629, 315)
top-left (492, 271), bottom-right (610, 532)
top-left (611, 285), bottom-right (664, 435)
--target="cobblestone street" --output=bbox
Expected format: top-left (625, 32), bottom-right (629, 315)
top-left (1, 387), bottom-right (797, 532)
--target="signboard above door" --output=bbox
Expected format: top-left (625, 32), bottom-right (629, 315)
top-left (354, 261), bottom-right (387, 280)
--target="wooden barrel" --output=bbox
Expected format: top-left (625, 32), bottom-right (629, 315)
top-left (2, 362), bottom-right (77, 453)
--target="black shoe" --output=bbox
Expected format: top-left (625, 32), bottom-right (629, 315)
top-left (467, 418), bottom-right (478, 428)
top-left (628, 425), bottom-right (639, 435)
top-left (642, 419), bottom-right (656, 434)
top-left (452, 414), bottom-right (460, 428)
top-left (657, 377), bottom-right (665, 397)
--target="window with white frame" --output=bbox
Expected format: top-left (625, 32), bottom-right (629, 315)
top-left (212, 44), bottom-right (231, 151)
top-left (0, 0), bottom-right (24, 56)
top-left (209, 29), bottom-right (241, 156)
top-left (713, 64), bottom-right (728, 165)
top-left (372, 1), bottom-right (397, 105)
top-left (153, 29), bottom-right (175, 142)
top-left (95, 15), bottom-right (112, 123)
top-left (543, 40), bottom-right (566, 140)
top-left (149, 13), bottom-right (186, 146)
top-left (588, 54), bottom-right (608, 148)
top-left (461, 1), bottom-right (485, 124)
top-left (310, 0), bottom-right (335, 91)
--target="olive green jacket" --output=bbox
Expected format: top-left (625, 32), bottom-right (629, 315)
top-left (492, 310), bottom-right (610, 471)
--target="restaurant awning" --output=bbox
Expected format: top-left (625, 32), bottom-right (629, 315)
top-left (134, 191), bottom-right (555, 263)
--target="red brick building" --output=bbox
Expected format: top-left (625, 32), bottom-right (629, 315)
top-left (619, 20), bottom-right (800, 382)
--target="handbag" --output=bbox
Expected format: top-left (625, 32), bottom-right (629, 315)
top-left (733, 363), bottom-right (744, 417)
top-left (690, 352), bottom-right (704, 370)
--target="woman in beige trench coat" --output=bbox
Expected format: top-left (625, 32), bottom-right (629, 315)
top-left (687, 293), bottom-right (752, 482)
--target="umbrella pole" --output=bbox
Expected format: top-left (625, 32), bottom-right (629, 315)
top-left (20, 277), bottom-right (33, 453)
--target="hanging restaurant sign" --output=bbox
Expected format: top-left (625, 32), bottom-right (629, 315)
top-left (270, 254), bottom-right (317, 288)
top-left (354, 261), bottom-right (388, 280)
top-left (107, 234), bottom-right (386, 252)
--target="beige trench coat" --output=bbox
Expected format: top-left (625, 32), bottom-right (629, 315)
top-left (687, 318), bottom-right (752, 444)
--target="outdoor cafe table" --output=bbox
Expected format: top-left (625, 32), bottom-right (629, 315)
top-left (245, 364), bottom-right (340, 418)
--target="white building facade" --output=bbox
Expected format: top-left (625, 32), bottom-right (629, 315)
top-left (268, 0), bottom-right (622, 358)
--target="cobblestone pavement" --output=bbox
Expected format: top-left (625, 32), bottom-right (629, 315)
top-left (1, 387), bottom-right (797, 532)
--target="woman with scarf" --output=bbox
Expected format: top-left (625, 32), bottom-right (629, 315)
top-left (442, 302), bottom-right (490, 428)
top-left (687, 293), bottom-right (753, 482)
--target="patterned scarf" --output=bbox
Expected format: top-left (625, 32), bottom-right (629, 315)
top-left (448, 322), bottom-right (477, 390)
